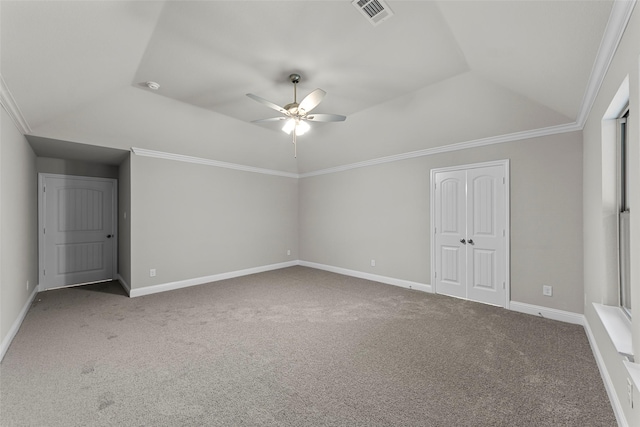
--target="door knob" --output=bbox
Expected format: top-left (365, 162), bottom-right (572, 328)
top-left (460, 239), bottom-right (466, 244)
top-left (468, 239), bottom-right (474, 245)
top-left (107, 234), bottom-right (113, 238)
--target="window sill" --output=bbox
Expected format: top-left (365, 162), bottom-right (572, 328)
top-left (593, 303), bottom-right (633, 359)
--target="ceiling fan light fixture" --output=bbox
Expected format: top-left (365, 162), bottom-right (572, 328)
top-left (295, 120), bottom-right (310, 136)
top-left (282, 118), bottom-right (296, 135)
top-left (282, 119), bottom-right (310, 136)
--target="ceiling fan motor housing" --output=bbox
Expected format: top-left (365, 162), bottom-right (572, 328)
top-left (289, 74), bottom-right (301, 84)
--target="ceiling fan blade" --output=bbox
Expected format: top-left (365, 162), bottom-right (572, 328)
top-left (251, 117), bottom-right (288, 123)
top-left (305, 113), bottom-right (346, 122)
top-left (298, 89), bottom-right (326, 113)
top-left (246, 93), bottom-right (289, 115)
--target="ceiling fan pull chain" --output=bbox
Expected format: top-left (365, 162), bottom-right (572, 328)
top-left (293, 131), bottom-right (297, 158)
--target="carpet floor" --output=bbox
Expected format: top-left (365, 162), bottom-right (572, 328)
top-left (0, 266), bottom-right (616, 426)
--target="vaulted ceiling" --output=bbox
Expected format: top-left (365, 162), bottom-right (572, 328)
top-left (1, 1), bottom-right (617, 173)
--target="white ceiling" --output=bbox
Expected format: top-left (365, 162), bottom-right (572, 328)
top-left (1, 1), bottom-right (616, 173)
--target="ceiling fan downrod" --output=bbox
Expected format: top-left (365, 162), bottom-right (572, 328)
top-left (290, 73), bottom-right (300, 105)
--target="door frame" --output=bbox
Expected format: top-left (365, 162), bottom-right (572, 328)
top-left (430, 159), bottom-right (510, 308)
top-left (38, 173), bottom-right (118, 290)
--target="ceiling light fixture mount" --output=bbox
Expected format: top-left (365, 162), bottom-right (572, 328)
top-left (247, 74), bottom-right (346, 158)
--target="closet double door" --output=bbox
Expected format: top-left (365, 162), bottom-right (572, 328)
top-left (432, 161), bottom-right (508, 307)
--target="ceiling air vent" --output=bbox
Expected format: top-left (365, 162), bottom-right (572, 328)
top-left (352, 0), bottom-right (394, 26)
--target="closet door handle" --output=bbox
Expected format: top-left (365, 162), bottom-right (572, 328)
top-left (460, 239), bottom-right (466, 244)
top-left (468, 239), bottom-right (474, 245)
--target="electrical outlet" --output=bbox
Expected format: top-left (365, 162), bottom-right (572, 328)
top-left (150, 269), bottom-right (156, 277)
top-left (370, 259), bottom-right (376, 267)
top-left (543, 285), bottom-right (553, 297)
top-left (628, 378), bottom-right (634, 408)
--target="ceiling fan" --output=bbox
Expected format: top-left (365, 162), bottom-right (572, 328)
top-left (247, 74), bottom-right (346, 157)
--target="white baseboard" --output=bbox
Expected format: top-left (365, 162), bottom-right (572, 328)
top-left (129, 261), bottom-right (299, 297)
top-left (298, 261), bottom-right (432, 293)
top-left (508, 301), bottom-right (585, 325)
top-left (509, 301), bottom-right (627, 425)
top-left (1, 286), bottom-right (38, 362)
top-left (583, 317), bottom-right (628, 427)
top-left (117, 274), bottom-right (131, 296)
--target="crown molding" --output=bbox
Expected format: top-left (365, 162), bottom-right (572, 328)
top-left (0, 74), bottom-right (31, 135)
top-left (575, 0), bottom-right (637, 127)
top-left (131, 147), bottom-right (300, 179)
top-left (299, 121), bottom-right (581, 178)
top-left (132, 120), bottom-right (582, 180)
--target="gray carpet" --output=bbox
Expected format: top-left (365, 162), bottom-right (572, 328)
top-left (1, 266), bottom-right (616, 426)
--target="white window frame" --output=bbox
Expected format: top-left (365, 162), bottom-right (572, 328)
top-left (617, 107), bottom-right (631, 317)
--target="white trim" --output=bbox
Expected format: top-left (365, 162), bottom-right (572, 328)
top-left (576, 0), bottom-right (637, 127)
top-left (0, 286), bottom-right (38, 362)
top-left (117, 274), bottom-right (131, 296)
top-left (129, 261), bottom-right (299, 297)
top-left (129, 123), bottom-right (581, 181)
top-left (0, 74), bottom-right (31, 135)
top-left (131, 147), bottom-right (299, 179)
top-left (298, 261), bottom-right (432, 293)
top-left (430, 159), bottom-right (510, 308)
top-left (299, 124), bottom-right (579, 178)
top-left (508, 301), bottom-right (585, 325)
top-left (584, 317), bottom-right (629, 427)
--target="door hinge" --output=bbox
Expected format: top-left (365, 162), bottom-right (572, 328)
top-left (503, 281), bottom-right (505, 289)
top-left (43, 185), bottom-right (46, 193)
top-left (43, 269), bottom-right (46, 276)
top-left (43, 228), bottom-right (46, 235)
top-left (502, 177), bottom-right (505, 184)
top-left (435, 271), bottom-right (437, 278)
top-left (502, 229), bottom-right (505, 237)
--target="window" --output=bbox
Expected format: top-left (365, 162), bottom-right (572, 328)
top-left (618, 107), bottom-right (631, 316)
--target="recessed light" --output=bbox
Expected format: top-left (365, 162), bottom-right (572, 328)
top-left (145, 81), bottom-right (160, 90)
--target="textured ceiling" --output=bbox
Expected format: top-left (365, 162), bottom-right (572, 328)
top-left (0, 1), bottom-right (615, 173)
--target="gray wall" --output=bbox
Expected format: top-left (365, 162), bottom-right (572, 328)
top-left (582, 5), bottom-right (640, 425)
top-left (118, 154), bottom-right (132, 288)
top-left (300, 131), bottom-right (583, 313)
top-left (1, 107), bottom-right (38, 348)
top-left (129, 154), bottom-right (298, 289)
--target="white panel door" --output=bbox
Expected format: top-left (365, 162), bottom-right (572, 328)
top-left (434, 170), bottom-right (467, 299)
top-left (433, 163), bottom-right (507, 307)
top-left (466, 166), bottom-right (506, 306)
top-left (41, 175), bottom-right (116, 290)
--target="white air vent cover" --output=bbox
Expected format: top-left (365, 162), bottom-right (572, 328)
top-left (352, 0), bottom-right (394, 26)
